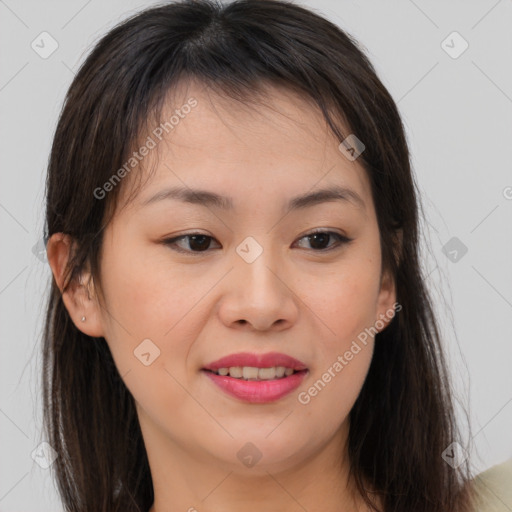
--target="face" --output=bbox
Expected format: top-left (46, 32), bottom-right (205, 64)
top-left (52, 81), bottom-right (397, 479)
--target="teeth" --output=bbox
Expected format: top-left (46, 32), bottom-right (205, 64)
top-left (258, 367), bottom-right (277, 380)
top-left (212, 366), bottom-right (297, 380)
top-left (243, 366), bottom-right (259, 380)
top-left (275, 366), bottom-right (286, 378)
top-left (229, 366), bottom-right (243, 378)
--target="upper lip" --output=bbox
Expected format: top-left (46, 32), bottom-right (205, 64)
top-left (203, 352), bottom-right (308, 371)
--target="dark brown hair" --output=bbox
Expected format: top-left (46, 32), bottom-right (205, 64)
top-left (42, 0), bottom-right (476, 510)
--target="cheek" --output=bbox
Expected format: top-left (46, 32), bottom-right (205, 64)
top-left (98, 239), bottom-right (207, 387)
top-left (302, 252), bottom-right (381, 410)
top-left (97, 246), bottom-right (196, 426)
top-left (299, 272), bottom-right (377, 426)
top-left (99, 238), bottom-right (191, 336)
top-left (300, 259), bottom-right (380, 343)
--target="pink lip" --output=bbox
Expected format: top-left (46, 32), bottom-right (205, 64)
top-left (203, 351), bottom-right (308, 371)
top-left (203, 370), bottom-right (308, 403)
top-left (202, 352), bottom-right (309, 403)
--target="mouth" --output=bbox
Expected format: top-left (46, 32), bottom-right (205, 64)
top-left (201, 351), bottom-right (309, 403)
top-left (203, 366), bottom-right (305, 380)
top-left (202, 368), bottom-right (308, 403)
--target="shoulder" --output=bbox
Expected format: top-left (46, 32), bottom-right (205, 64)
top-left (471, 458), bottom-right (512, 512)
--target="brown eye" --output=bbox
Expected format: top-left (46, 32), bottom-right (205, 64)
top-left (294, 230), bottom-right (353, 252)
top-left (163, 234), bottom-right (221, 254)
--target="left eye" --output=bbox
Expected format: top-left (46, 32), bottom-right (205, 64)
top-left (294, 230), bottom-right (352, 251)
top-left (163, 230), bottom-right (352, 254)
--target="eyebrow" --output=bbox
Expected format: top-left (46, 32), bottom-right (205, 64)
top-left (142, 184), bottom-right (366, 213)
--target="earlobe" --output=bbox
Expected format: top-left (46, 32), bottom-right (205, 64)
top-left (375, 229), bottom-right (402, 332)
top-left (375, 268), bottom-right (398, 332)
top-left (46, 233), bottom-right (105, 338)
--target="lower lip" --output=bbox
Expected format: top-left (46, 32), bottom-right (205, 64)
top-left (202, 370), bottom-right (308, 403)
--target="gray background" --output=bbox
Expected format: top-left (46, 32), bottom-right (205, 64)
top-left (1, 0), bottom-right (511, 510)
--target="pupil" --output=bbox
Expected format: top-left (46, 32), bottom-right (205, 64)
top-left (190, 235), bottom-right (210, 251)
top-left (310, 233), bottom-right (329, 250)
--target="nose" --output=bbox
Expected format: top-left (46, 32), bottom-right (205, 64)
top-left (217, 246), bottom-right (299, 332)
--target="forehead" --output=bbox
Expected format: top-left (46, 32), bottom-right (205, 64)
top-left (117, 81), bottom-right (372, 216)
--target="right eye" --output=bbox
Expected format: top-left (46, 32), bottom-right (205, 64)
top-left (162, 233), bottom-right (221, 254)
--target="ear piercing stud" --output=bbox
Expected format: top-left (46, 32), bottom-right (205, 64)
top-left (81, 316), bottom-right (86, 322)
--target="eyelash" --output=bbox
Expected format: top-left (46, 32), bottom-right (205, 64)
top-left (162, 229), bottom-right (353, 255)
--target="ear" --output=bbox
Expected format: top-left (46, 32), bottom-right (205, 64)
top-left (375, 229), bottom-right (402, 332)
top-left (46, 233), bottom-right (105, 338)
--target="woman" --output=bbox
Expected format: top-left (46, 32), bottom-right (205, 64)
top-left (42, 0), bottom-right (510, 510)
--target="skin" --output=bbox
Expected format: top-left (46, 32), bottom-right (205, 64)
top-left (47, 81), bottom-right (396, 512)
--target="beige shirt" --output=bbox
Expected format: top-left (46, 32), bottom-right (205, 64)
top-left (472, 458), bottom-right (512, 512)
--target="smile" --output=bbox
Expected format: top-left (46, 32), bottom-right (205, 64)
top-left (208, 366), bottom-right (297, 380)
top-left (202, 368), bottom-right (308, 403)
